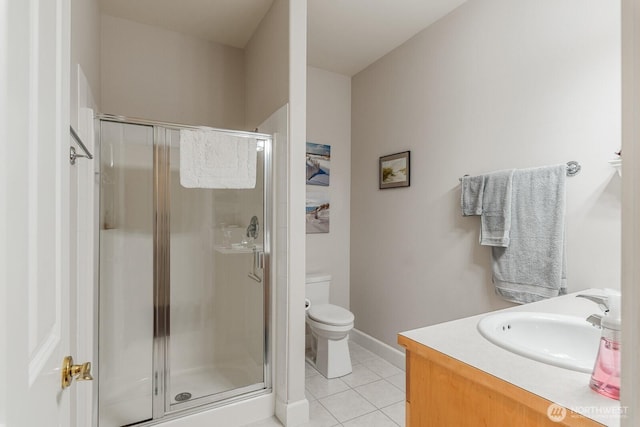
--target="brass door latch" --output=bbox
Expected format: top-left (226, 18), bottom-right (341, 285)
top-left (61, 356), bottom-right (93, 389)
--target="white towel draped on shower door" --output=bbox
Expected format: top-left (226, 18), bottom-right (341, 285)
top-left (179, 129), bottom-right (257, 189)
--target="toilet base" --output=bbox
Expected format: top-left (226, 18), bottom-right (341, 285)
top-left (313, 335), bottom-right (352, 379)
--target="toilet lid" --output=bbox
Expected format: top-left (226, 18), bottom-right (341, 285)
top-left (307, 304), bottom-right (354, 326)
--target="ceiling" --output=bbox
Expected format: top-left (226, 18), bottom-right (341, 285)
top-left (307, 0), bottom-right (467, 76)
top-left (99, 0), bottom-right (275, 48)
top-left (99, 0), bottom-right (467, 76)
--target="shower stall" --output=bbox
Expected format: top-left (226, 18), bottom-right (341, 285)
top-left (96, 115), bottom-right (272, 426)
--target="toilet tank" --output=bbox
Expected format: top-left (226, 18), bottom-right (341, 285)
top-left (306, 274), bottom-right (331, 305)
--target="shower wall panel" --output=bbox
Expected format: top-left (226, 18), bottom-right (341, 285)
top-left (98, 122), bottom-right (154, 427)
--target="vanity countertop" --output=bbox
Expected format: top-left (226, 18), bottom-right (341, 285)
top-left (399, 290), bottom-right (622, 426)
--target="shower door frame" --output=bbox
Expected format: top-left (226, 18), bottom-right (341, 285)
top-left (96, 114), bottom-right (273, 425)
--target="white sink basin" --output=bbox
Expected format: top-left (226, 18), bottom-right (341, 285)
top-left (477, 312), bottom-right (601, 373)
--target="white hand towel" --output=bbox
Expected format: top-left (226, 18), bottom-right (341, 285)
top-left (179, 129), bottom-right (257, 189)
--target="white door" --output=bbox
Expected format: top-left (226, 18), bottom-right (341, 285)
top-left (0, 0), bottom-right (77, 426)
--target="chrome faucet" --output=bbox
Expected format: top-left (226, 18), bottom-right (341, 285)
top-left (576, 294), bottom-right (609, 311)
top-left (576, 294), bottom-right (609, 328)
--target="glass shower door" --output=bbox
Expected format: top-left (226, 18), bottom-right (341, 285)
top-left (98, 117), bottom-right (271, 426)
top-left (163, 128), bottom-right (268, 411)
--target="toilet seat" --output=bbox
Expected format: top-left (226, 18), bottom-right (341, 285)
top-left (307, 304), bottom-right (354, 326)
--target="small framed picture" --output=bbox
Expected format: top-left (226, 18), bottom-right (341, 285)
top-left (379, 151), bottom-right (410, 189)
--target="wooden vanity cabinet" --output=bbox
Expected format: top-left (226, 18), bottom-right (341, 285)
top-left (398, 335), bottom-right (603, 427)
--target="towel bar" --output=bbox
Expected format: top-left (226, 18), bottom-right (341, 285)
top-left (459, 161), bottom-right (581, 182)
top-left (69, 126), bottom-right (94, 165)
top-left (565, 161), bottom-right (581, 176)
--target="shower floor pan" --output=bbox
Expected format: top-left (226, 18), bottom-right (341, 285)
top-left (99, 360), bottom-right (264, 427)
top-left (169, 360), bottom-right (263, 405)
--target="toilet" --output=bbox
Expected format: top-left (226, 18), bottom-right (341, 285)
top-left (305, 274), bottom-right (354, 378)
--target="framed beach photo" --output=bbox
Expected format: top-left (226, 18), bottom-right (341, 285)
top-left (306, 186), bottom-right (330, 234)
top-left (306, 142), bottom-right (331, 186)
top-left (379, 151), bottom-right (410, 189)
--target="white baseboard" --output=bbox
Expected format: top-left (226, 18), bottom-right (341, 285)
top-left (350, 328), bottom-right (406, 370)
top-left (275, 397), bottom-right (309, 426)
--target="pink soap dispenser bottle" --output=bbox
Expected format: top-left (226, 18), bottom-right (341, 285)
top-left (589, 292), bottom-right (621, 400)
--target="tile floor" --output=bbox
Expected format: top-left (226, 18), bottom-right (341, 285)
top-left (245, 342), bottom-right (406, 427)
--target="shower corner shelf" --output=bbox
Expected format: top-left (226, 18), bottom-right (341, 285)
top-left (214, 244), bottom-right (263, 254)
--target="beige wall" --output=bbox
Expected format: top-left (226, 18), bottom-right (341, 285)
top-left (351, 0), bottom-right (621, 349)
top-left (100, 1), bottom-right (290, 131)
top-left (306, 66), bottom-right (351, 309)
top-left (245, 0), bottom-right (289, 129)
top-left (101, 14), bottom-right (245, 130)
top-left (71, 0), bottom-right (101, 110)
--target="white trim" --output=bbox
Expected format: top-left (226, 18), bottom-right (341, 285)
top-left (0, 0), bottom-right (8, 419)
top-left (275, 397), bottom-right (309, 427)
top-left (27, 0), bottom-right (39, 357)
top-left (74, 103), bottom-right (96, 427)
top-left (259, 104), bottom-right (289, 426)
top-left (287, 0), bottom-right (308, 415)
top-left (350, 329), bottom-right (406, 371)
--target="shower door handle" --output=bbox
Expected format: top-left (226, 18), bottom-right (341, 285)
top-left (248, 249), bottom-right (264, 283)
top-left (254, 250), bottom-right (264, 269)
